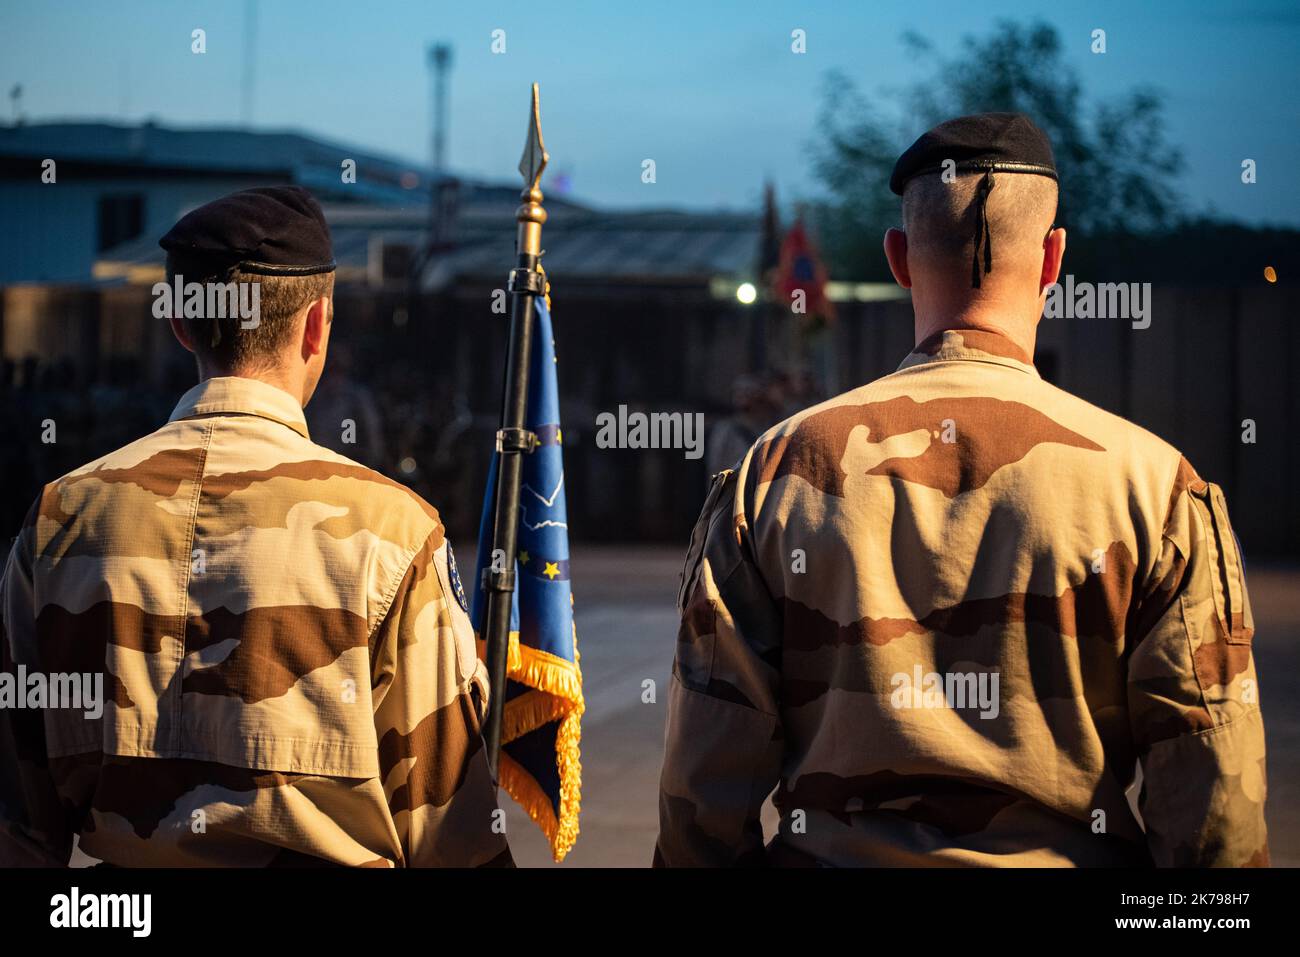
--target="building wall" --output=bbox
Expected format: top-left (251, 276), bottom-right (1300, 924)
top-left (0, 174), bottom-right (286, 283)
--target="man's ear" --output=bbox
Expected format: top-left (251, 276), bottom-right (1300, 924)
top-left (884, 228), bottom-right (911, 289)
top-left (168, 315), bottom-right (195, 354)
top-left (301, 297), bottom-right (330, 360)
top-left (1040, 226), bottom-right (1066, 293)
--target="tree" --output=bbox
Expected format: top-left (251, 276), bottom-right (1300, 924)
top-left (810, 21), bottom-right (1184, 278)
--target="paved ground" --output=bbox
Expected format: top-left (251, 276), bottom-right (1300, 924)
top-left (502, 547), bottom-right (1300, 868)
top-left (496, 547), bottom-right (680, 868)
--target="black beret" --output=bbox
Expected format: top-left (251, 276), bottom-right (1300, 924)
top-left (889, 112), bottom-right (1057, 195)
top-left (891, 113), bottom-right (1058, 289)
top-left (159, 185), bottom-right (335, 275)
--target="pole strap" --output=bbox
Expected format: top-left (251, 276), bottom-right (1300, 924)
top-left (508, 267), bottom-right (545, 295)
top-left (496, 427), bottom-right (539, 453)
top-left (481, 567), bottom-right (516, 593)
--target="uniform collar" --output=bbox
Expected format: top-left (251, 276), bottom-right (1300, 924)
top-left (896, 327), bottom-right (1039, 378)
top-left (169, 376), bottom-right (311, 439)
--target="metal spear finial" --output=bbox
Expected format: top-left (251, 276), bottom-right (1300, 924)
top-left (515, 83), bottom-right (548, 258)
top-left (517, 82), bottom-right (548, 190)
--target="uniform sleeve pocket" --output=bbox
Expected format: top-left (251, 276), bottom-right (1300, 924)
top-left (677, 469), bottom-right (734, 614)
top-left (1189, 482), bottom-right (1253, 645)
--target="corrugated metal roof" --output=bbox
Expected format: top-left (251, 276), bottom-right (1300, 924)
top-left (0, 121), bottom-right (428, 190)
top-left (96, 202), bottom-right (762, 288)
top-left (93, 209), bottom-right (423, 284)
top-left (419, 211), bottom-right (762, 288)
top-left (0, 122), bottom-right (604, 209)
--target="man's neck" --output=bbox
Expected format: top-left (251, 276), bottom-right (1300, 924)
top-left (913, 301), bottom-right (1038, 359)
top-left (198, 366), bottom-right (305, 408)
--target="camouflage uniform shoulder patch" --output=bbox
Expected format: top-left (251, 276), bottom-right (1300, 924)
top-left (445, 541), bottom-right (470, 615)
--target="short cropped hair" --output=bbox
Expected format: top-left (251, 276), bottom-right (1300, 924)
top-left (902, 171), bottom-right (1058, 266)
top-left (165, 253), bottom-right (334, 372)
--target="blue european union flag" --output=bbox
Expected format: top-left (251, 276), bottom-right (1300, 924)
top-left (471, 296), bottom-right (583, 862)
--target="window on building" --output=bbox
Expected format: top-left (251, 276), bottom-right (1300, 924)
top-left (380, 241), bottom-right (414, 283)
top-left (97, 194), bottom-right (145, 252)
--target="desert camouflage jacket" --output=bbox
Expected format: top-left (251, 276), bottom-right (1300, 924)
top-left (657, 328), bottom-right (1267, 867)
top-left (0, 376), bottom-right (511, 867)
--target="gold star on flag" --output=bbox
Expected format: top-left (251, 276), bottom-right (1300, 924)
top-left (543, 561), bottom-right (560, 580)
top-left (519, 550), bottom-right (530, 565)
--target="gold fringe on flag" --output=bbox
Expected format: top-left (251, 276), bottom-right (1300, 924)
top-left (477, 630), bottom-right (583, 862)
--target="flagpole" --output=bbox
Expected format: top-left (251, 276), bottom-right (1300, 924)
top-left (481, 83), bottom-right (549, 778)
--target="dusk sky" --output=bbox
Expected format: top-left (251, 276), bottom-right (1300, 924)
top-left (3, 0), bottom-right (1298, 225)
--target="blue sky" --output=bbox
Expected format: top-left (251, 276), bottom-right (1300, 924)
top-left (3, 0), bottom-right (1298, 225)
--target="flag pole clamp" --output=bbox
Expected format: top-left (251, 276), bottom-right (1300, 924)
top-left (496, 427), bottom-right (538, 453)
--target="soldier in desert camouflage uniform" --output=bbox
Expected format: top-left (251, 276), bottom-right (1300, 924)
top-left (0, 187), bottom-right (511, 867)
top-left (656, 114), bottom-right (1267, 867)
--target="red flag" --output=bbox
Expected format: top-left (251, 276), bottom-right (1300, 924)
top-left (773, 218), bottom-right (835, 325)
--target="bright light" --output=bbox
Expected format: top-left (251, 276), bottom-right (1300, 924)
top-left (736, 282), bottom-right (758, 305)
top-left (1264, 265), bottom-right (1277, 283)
